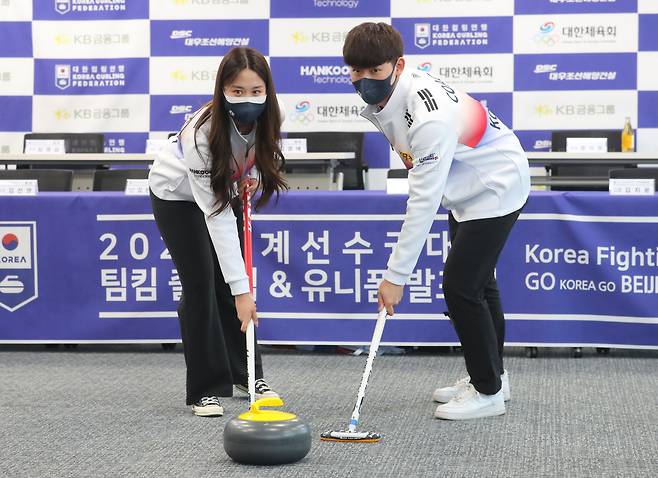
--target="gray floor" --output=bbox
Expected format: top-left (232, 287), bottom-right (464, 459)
top-left (0, 345), bottom-right (656, 477)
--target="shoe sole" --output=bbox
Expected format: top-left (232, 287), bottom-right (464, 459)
top-left (432, 380), bottom-right (511, 403)
top-left (434, 391), bottom-right (511, 403)
top-left (192, 406), bottom-right (224, 417)
top-left (434, 404), bottom-right (506, 421)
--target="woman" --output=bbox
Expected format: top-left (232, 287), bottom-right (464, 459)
top-left (149, 47), bottom-right (287, 417)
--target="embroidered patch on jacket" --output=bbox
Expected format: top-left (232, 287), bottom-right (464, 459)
top-left (417, 153), bottom-right (439, 165)
top-left (398, 151), bottom-right (414, 169)
top-left (189, 168), bottom-right (211, 177)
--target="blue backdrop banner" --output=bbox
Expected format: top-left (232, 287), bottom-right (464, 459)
top-left (0, 192), bottom-right (656, 348)
top-left (1, 0), bottom-right (656, 176)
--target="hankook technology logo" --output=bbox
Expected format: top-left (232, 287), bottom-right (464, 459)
top-left (300, 64), bottom-right (351, 86)
top-left (313, 0), bottom-right (360, 8)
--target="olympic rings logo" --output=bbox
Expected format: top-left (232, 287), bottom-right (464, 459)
top-left (290, 112), bottom-right (315, 125)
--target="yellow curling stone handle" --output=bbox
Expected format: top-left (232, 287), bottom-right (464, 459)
top-left (239, 397), bottom-right (297, 422)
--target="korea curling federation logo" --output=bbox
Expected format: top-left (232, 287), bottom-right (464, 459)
top-left (55, 64), bottom-right (71, 90)
top-left (55, 0), bottom-right (71, 14)
top-left (414, 23), bottom-right (430, 50)
top-left (0, 224), bottom-right (38, 312)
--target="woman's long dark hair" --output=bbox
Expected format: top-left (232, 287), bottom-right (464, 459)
top-left (192, 47), bottom-right (287, 213)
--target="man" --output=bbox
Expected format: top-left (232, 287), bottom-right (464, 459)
top-left (343, 22), bottom-right (529, 420)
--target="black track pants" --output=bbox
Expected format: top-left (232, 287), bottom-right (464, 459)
top-left (443, 207), bottom-right (522, 395)
top-left (150, 191), bottom-right (263, 405)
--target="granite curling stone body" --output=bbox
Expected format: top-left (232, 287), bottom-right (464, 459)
top-left (223, 397), bottom-right (312, 465)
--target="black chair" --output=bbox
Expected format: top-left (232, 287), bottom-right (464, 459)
top-left (0, 169), bottom-right (74, 191)
top-left (386, 168), bottom-right (409, 194)
top-left (286, 132), bottom-right (367, 190)
top-left (93, 169), bottom-right (150, 191)
top-left (609, 168), bottom-right (658, 182)
top-left (387, 169), bottom-right (408, 179)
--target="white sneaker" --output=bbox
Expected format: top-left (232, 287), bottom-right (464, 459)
top-left (432, 370), bottom-right (511, 403)
top-left (191, 396), bottom-right (223, 417)
top-left (434, 384), bottom-right (505, 420)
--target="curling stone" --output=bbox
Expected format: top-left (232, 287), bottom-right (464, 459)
top-left (223, 397), bottom-right (311, 465)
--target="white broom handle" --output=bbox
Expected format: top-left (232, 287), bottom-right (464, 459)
top-left (246, 320), bottom-right (256, 405)
top-left (349, 309), bottom-right (388, 431)
top-left (242, 190), bottom-right (256, 406)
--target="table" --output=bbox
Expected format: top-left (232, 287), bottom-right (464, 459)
top-left (0, 152), bottom-right (355, 191)
top-left (526, 152), bottom-right (658, 189)
top-left (0, 152), bottom-right (354, 166)
top-left (526, 152), bottom-right (658, 165)
top-left (0, 191), bottom-right (656, 348)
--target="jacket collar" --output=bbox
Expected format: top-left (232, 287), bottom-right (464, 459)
top-left (230, 117), bottom-right (256, 146)
top-left (360, 68), bottom-right (412, 124)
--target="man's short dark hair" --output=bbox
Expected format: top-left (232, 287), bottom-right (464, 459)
top-left (343, 22), bottom-right (404, 68)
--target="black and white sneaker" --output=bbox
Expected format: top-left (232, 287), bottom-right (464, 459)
top-left (235, 379), bottom-right (280, 400)
top-left (191, 396), bottom-right (223, 417)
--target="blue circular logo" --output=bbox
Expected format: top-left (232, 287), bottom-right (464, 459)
top-left (2, 233), bottom-right (19, 251)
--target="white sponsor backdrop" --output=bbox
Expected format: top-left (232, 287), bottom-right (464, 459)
top-left (0, 0), bottom-right (656, 189)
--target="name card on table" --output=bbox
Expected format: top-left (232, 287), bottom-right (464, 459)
top-left (24, 139), bottom-right (66, 155)
top-left (280, 138), bottom-right (307, 154)
top-left (0, 180), bottom-right (39, 196)
top-left (609, 178), bottom-right (655, 196)
top-left (566, 137), bottom-right (607, 153)
top-left (124, 179), bottom-right (150, 195)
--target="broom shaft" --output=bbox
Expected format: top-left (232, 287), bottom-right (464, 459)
top-left (243, 191), bottom-right (256, 405)
top-left (349, 309), bottom-right (388, 431)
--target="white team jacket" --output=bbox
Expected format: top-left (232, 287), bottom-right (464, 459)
top-left (149, 108), bottom-right (256, 296)
top-left (361, 69), bottom-right (530, 286)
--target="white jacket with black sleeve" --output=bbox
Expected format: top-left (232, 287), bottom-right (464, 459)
top-left (361, 69), bottom-right (530, 287)
top-left (149, 108), bottom-right (256, 296)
